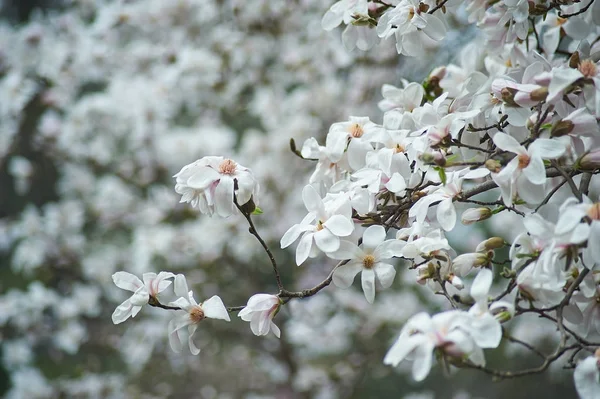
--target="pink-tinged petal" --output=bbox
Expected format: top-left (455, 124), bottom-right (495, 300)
top-left (214, 177), bottom-right (235, 217)
top-left (522, 155), bottom-right (546, 185)
top-left (412, 339), bottom-right (435, 382)
top-left (529, 139), bottom-right (565, 159)
top-left (384, 333), bottom-right (430, 367)
top-left (328, 240), bottom-right (362, 260)
top-left (374, 262), bottom-right (396, 289)
top-left (270, 321), bottom-right (281, 338)
top-left (112, 272), bottom-right (143, 292)
top-left (436, 198), bottom-right (456, 231)
top-left (374, 239), bottom-right (405, 260)
top-left (323, 214), bottom-right (354, 236)
top-left (111, 299), bottom-right (136, 324)
top-left (555, 208), bottom-right (588, 235)
top-left (362, 268), bottom-right (376, 303)
top-left (296, 232), bottom-right (314, 265)
top-left (186, 167), bottom-right (220, 189)
top-left (302, 185), bottom-right (325, 218)
top-left (246, 294), bottom-right (278, 311)
top-left (471, 268), bottom-right (493, 301)
top-left (188, 324), bottom-right (200, 355)
top-left (362, 225), bottom-right (386, 251)
top-left (492, 133), bottom-right (523, 154)
top-left (202, 296), bottom-right (230, 321)
top-left (314, 228), bottom-right (341, 253)
top-left (173, 274), bottom-right (189, 299)
top-left (280, 223), bottom-right (314, 249)
top-left (154, 272), bottom-right (176, 294)
top-left (332, 262), bottom-right (363, 288)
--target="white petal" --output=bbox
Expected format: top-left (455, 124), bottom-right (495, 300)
top-left (529, 138), bottom-right (565, 159)
top-left (328, 240), bottom-right (362, 260)
top-left (296, 232), bottom-right (314, 265)
top-left (280, 223), bottom-right (313, 249)
top-left (323, 214), bottom-right (354, 237)
top-left (522, 155), bottom-right (546, 185)
top-left (188, 324), bottom-right (200, 355)
top-left (374, 239), bottom-right (405, 259)
top-left (314, 228), bottom-right (340, 253)
top-left (186, 167), bottom-right (220, 189)
top-left (471, 268), bottom-right (493, 301)
top-left (112, 272), bottom-right (143, 292)
top-left (214, 177), bottom-right (235, 217)
top-left (412, 340), bottom-right (435, 382)
top-left (202, 296), bottom-right (231, 321)
top-left (332, 262), bottom-right (363, 288)
top-left (111, 299), bottom-right (136, 324)
top-left (374, 262), bottom-right (396, 289)
top-left (270, 321), bottom-right (281, 338)
top-left (302, 185), bottom-right (325, 217)
top-left (492, 133), bottom-right (523, 154)
top-left (362, 225), bottom-right (386, 251)
top-left (436, 198), bottom-right (456, 231)
top-left (173, 274), bottom-right (189, 299)
top-left (321, 9), bottom-right (342, 31)
top-left (362, 268), bottom-right (376, 303)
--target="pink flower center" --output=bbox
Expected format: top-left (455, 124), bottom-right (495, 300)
top-left (189, 306), bottom-right (205, 323)
top-left (349, 123), bottom-right (364, 138)
top-left (588, 203), bottom-right (600, 220)
top-left (218, 159), bottom-right (237, 175)
top-left (579, 60), bottom-right (598, 79)
top-left (363, 254), bottom-right (375, 269)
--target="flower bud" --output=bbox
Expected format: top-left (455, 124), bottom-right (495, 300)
top-left (461, 208), bottom-right (492, 225)
top-left (576, 149), bottom-right (600, 171)
top-left (551, 120), bottom-right (574, 137)
top-left (529, 87), bottom-right (548, 102)
top-left (476, 237), bottom-right (505, 252)
top-left (569, 51), bottom-right (580, 68)
top-left (485, 159), bottom-right (502, 173)
top-left (452, 252), bottom-right (490, 276)
top-left (501, 87), bottom-right (519, 106)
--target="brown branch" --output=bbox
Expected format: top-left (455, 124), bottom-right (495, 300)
top-left (279, 260), bottom-right (348, 299)
top-left (558, 0), bottom-right (595, 18)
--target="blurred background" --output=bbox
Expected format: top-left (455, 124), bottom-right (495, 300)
top-left (0, 0), bottom-right (581, 397)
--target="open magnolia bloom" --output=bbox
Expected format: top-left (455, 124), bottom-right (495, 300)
top-left (280, 185), bottom-right (354, 265)
top-left (168, 274), bottom-right (230, 355)
top-left (491, 133), bottom-right (565, 206)
top-left (238, 294), bottom-right (282, 338)
top-left (111, 271), bottom-right (175, 324)
top-left (384, 311), bottom-right (485, 381)
top-left (173, 156), bottom-right (259, 217)
top-left (329, 225), bottom-right (404, 303)
top-left (574, 351), bottom-right (600, 399)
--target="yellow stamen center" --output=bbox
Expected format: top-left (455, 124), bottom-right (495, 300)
top-left (189, 306), bottom-right (205, 324)
top-left (363, 254), bottom-right (375, 269)
top-left (395, 144), bottom-right (405, 153)
top-left (349, 123), bottom-right (364, 138)
top-left (316, 220), bottom-right (325, 231)
top-left (218, 159), bottom-right (237, 175)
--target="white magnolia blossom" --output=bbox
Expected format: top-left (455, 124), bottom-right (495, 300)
top-left (238, 294), bottom-right (282, 338)
top-left (174, 156), bottom-right (259, 217)
top-left (111, 271), bottom-right (175, 324)
top-left (328, 225), bottom-right (404, 303)
top-left (280, 185), bottom-right (354, 265)
top-left (168, 274), bottom-right (230, 355)
top-left (574, 352), bottom-right (600, 399)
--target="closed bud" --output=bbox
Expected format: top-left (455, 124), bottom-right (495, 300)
top-left (576, 149), bottom-right (600, 171)
top-left (569, 51), bottom-right (581, 68)
top-left (448, 274), bottom-right (464, 290)
top-left (452, 252), bottom-right (491, 276)
top-left (485, 159), bottom-right (502, 173)
top-left (529, 87), bottom-right (548, 102)
top-left (461, 207), bottom-right (492, 225)
top-left (551, 120), bottom-right (574, 137)
top-left (476, 237), bottom-right (505, 252)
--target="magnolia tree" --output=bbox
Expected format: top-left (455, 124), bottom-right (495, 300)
top-left (2, 0), bottom-right (600, 397)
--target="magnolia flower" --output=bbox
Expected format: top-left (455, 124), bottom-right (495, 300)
top-left (321, 0), bottom-right (378, 51)
top-left (328, 225), bottom-right (404, 303)
top-left (555, 196), bottom-right (600, 268)
top-left (574, 351), bottom-right (600, 399)
top-left (280, 185), bottom-right (354, 265)
top-left (111, 271), bottom-right (175, 324)
top-left (491, 133), bottom-right (565, 206)
top-left (384, 310), bottom-right (484, 381)
top-left (168, 274), bottom-right (230, 355)
top-left (325, 116), bottom-right (381, 170)
top-left (238, 294), bottom-right (282, 338)
top-left (173, 156), bottom-right (259, 217)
